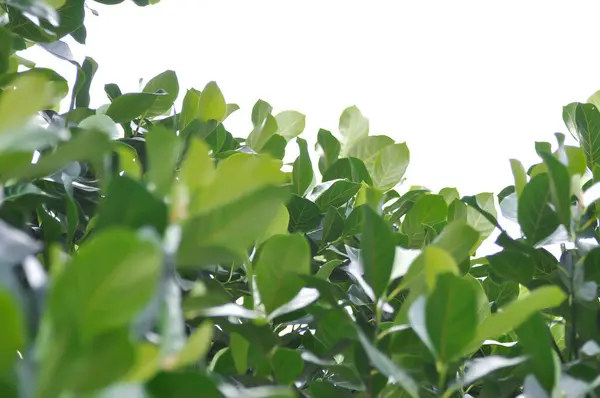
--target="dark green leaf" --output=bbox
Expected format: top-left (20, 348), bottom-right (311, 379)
top-left (271, 348), bottom-right (304, 385)
top-left (292, 137), bottom-right (313, 196)
top-left (73, 57), bottom-right (98, 108)
top-left (286, 195), bottom-right (322, 233)
top-left (539, 152), bottom-right (571, 230)
top-left (314, 180), bottom-right (361, 210)
top-left (146, 372), bottom-right (224, 398)
top-left (104, 83), bottom-right (122, 101)
top-left (0, 27), bottom-right (12, 75)
top-left (431, 221), bottom-right (479, 265)
top-left (322, 157), bottom-right (373, 185)
top-left (516, 313), bottom-right (557, 393)
top-left (95, 176), bottom-right (167, 235)
top-left (321, 207), bottom-right (344, 245)
top-left (0, 289), bottom-right (24, 373)
top-left (574, 103), bottom-right (600, 171)
top-left (259, 134), bottom-right (287, 160)
top-left (361, 206), bottom-right (395, 298)
top-left (401, 194), bottom-right (447, 248)
top-left (105, 92), bottom-right (160, 124)
top-left (316, 128), bottom-right (340, 175)
top-left (487, 250), bottom-right (535, 286)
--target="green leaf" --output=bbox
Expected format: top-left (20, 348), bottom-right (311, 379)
top-left (322, 157), bottom-right (373, 185)
top-left (247, 100), bottom-right (278, 151)
top-left (401, 194), bottom-right (447, 248)
top-left (105, 92), bottom-right (159, 124)
top-left (258, 204), bottom-right (290, 243)
top-left (0, 27), bottom-right (12, 75)
top-left (189, 153), bottom-right (285, 216)
top-left (487, 250), bottom-right (535, 286)
top-left (73, 56), bottom-right (98, 108)
top-left (275, 110), bottom-right (306, 140)
top-left (574, 103), bottom-right (600, 171)
top-left (255, 234), bottom-right (310, 313)
top-left (314, 180), bottom-right (361, 210)
top-left (48, 228), bottom-right (163, 339)
top-left (230, 332), bottom-right (250, 374)
top-left (145, 126), bottom-right (182, 197)
top-left (339, 106), bottom-right (369, 155)
top-left (292, 138), bottom-right (314, 196)
top-left (321, 207), bottom-right (344, 245)
top-left (482, 278), bottom-right (519, 308)
top-left (79, 114), bottom-right (119, 138)
top-left (287, 195), bottom-right (322, 233)
top-left (146, 372), bottom-right (224, 398)
top-left (361, 206), bottom-right (395, 298)
top-left (422, 273), bottom-right (478, 364)
top-left (370, 142), bottom-right (410, 190)
top-left (178, 137), bottom-right (214, 197)
top-left (271, 348), bottom-right (304, 385)
top-left (346, 135), bottom-right (394, 169)
top-left (95, 175), bottom-right (167, 235)
top-left (316, 128), bottom-right (341, 175)
top-left (516, 313), bottom-right (557, 393)
top-left (0, 73), bottom-right (56, 134)
top-left (142, 70), bottom-right (179, 117)
top-left (465, 193), bottom-right (497, 247)
top-left (198, 81), bottom-right (227, 122)
top-left (518, 173), bottom-right (560, 245)
top-left (259, 134), bottom-right (287, 160)
top-left (431, 221), bottom-right (479, 266)
top-left (177, 186), bottom-right (290, 269)
top-left (563, 145), bottom-right (587, 177)
top-left (316, 259), bottom-right (344, 280)
top-left (172, 321), bottom-right (213, 369)
top-left (539, 151), bottom-right (571, 230)
top-left (510, 159), bottom-right (527, 197)
top-left (356, 328), bottom-right (419, 398)
top-left (473, 285), bottom-right (567, 346)
top-left (439, 187), bottom-right (460, 204)
top-left (65, 328), bottom-right (135, 393)
top-left (0, 289), bottom-right (24, 373)
top-left (179, 88), bottom-right (201, 131)
top-left (4, 130), bottom-right (112, 181)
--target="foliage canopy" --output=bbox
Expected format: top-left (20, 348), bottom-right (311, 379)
top-left (3, 1), bottom-right (600, 398)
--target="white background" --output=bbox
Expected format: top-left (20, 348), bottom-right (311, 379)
top-left (26, 0), bottom-right (600, 196)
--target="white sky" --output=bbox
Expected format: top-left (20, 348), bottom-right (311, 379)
top-left (25, 0), bottom-right (600, 196)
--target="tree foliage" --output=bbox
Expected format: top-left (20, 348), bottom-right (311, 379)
top-left (2, 1), bottom-right (600, 398)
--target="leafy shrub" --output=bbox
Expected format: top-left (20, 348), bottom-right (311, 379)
top-left (3, 1), bottom-right (600, 398)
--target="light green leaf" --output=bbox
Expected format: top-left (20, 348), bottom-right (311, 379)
top-left (339, 106), bottom-right (369, 155)
top-left (473, 285), bottom-right (567, 346)
top-left (178, 186), bottom-right (290, 269)
top-left (124, 343), bottom-right (160, 383)
top-left (48, 228), bottom-right (163, 340)
top-left (180, 88), bottom-right (202, 131)
top-left (145, 126), bottom-right (182, 197)
top-left (275, 110), bottom-right (306, 140)
top-left (230, 332), bottom-right (250, 374)
top-left (361, 206), bottom-right (396, 298)
top-left (247, 100), bottom-right (278, 151)
top-left (172, 321), bottom-right (213, 369)
top-left (401, 194), bottom-right (447, 248)
top-left (431, 221), bottom-right (479, 266)
top-left (510, 159), bottom-right (527, 197)
top-left (78, 114), bottom-right (119, 138)
top-left (466, 193), bottom-right (497, 247)
top-left (346, 135), bottom-right (394, 170)
top-left (370, 143), bottom-right (410, 191)
top-left (255, 234), bottom-right (310, 313)
top-left (189, 153), bottom-right (286, 216)
top-left (179, 137), bottom-right (215, 197)
top-left (258, 204), bottom-right (290, 243)
top-left (0, 74), bottom-right (55, 134)
top-left (439, 187), bottom-right (460, 204)
top-left (316, 128), bottom-right (341, 175)
top-left (142, 70), bottom-right (179, 117)
top-left (198, 81), bottom-right (227, 123)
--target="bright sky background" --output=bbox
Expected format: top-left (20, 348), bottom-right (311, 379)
top-left (25, 0), bottom-right (600, 197)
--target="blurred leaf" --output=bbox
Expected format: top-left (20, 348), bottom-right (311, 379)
top-left (179, 88), bottom-right (201, 131)
top-left (516, 313), bottom-right (557, 393)
top-left (142, 70), bottom-right (179, 117)
top-left (361, 206), bottom-right (395, 298)
top-left (145, 126), bottom-right (182, 196)
top-left (259, 134), bottom-right (287, 160)
top-left (487, 250), bottom-right (535, 285)
top-left (0, 289), bottom-right (24, 373)
top-left (146, 372), bottom-right (224, 398)
top-left (48, 228), bottom-right (162, 339)
top-left (275, 110), bottom-right (305, 140)
top-left (171, 321), bottom-right (213, 369)
top-left (510, 159), bottom-right (527, 197)
top-left (248, 100), bottom-right (278, 151)
top-left (431, 221), bottom-right (479, 266)
top-left (271, 348), bottom-right (304, 385)
top-left (255, 234), bottom-right (310, 313)
top-left (230, 332), bottom-right (250, 374)
top-left (292, 138), bottom-right (314, 196)
top-left (178, 186), bottom-right (290, 269)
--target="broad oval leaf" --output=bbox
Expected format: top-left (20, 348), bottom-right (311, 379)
top-left (105, 92), bottom-right (159, 124)
top-left (142, 70), bottom-right (179, 117)
top-left (339, 106), bottom-right (369, 155)
top-left (518, 173), bottom-right (560, 245)
top-left (275, 110), bottom-right (306, 140)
